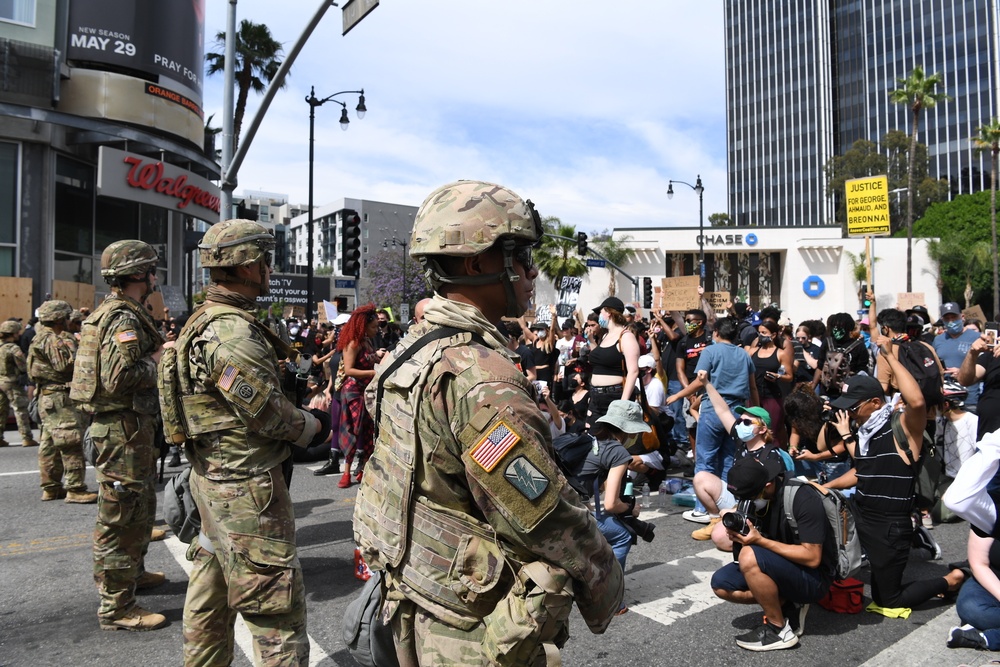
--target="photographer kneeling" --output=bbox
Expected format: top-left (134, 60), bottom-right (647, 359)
top-left (710, 455), bottom-right (836, 651)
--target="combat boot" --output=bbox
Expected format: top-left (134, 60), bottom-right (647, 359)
top-left (99, 605), bottom-right (167, 632)
top-left (21, 438), bottom-right (37, 447)
top-left (41, 487), bottom-right (66, 501)
top-left (167, 450), bottom-right (182, 467)
top-left (135, 571), bottom-right (166, 590)
top-left (149, 527), bottom-right (167, 541)
top-left (65, 490), bottom-right (98, 504)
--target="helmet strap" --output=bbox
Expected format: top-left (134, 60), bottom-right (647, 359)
top-left (420, 240), bottom-right (525, 318)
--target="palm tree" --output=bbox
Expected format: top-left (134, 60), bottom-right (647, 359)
top-left (205, 20), bottom-right (286, 154)
top-left (534, 217), bottom-right (588, 290)
top-left (974, 118), bottom-right (1000, 316)
top-left (593, 233), bottom-right (636, 297)
top-left (927, 237), bottom-right (991, 307)
top-left (889, 66), bottom-right (949, 291)
top-left (844, 250), bottom-right (880, 303)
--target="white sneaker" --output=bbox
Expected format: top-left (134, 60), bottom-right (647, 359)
top-left (683, 509), bottom-right (712, 524)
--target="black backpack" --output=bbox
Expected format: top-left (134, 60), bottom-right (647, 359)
top-left (551, 431), bottom-right (596, 497)
top-left (894, 340), bottom-right (944, 407)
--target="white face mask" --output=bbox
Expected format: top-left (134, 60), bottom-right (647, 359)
top-left (735, 423), bottom-right (757, 442)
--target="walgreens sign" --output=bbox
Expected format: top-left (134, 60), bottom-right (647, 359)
top-left (97, 146), bottom-right (220, 220)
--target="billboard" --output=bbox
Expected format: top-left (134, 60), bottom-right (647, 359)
top-left (97, 147), bottom-right (220, 220)
top-left (67, 0), bottom-right (205, 105)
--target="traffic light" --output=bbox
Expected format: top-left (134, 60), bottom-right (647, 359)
top-left (577, 231), bottom-right (588, 256)
top-left (643, 277), bottom-right (653, 309)
top-left (341, 209), bottom-right (361, 278)
top-left (860, 283), bottom-right (873, 309)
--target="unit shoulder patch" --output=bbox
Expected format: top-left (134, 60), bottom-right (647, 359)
top-left (503, 456), bottom-right (549, 500)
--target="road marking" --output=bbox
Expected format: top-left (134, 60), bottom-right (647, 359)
top-left (162, 536), bottom-right (333, 666)
top-left (860, 605), bottom-right (960, 667)
top-left (0, 532), bottom-right (90, 556)
top-left (628, 547), bottom-right (730, 625)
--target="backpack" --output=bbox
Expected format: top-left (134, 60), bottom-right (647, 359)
top-left (890, 411), bottom-right (942, 509)
top-left (342, 569), bottom-right (399, 667)
top-left (820, 337), bottom-right (863, 391)
top-left (551, 431), bottom-right (597, 497)
top-left (782, 478), bottom-right (862, 580)
top-left (162, 466), bottom-right (201, 544)
top-left (894, 340), bottom-right (944, 407)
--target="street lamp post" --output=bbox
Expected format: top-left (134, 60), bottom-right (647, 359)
top-left (383, 236), bottom-right (409, 318)
top-left (667, 175), bottom-right (706, 286)
top-left (306, 86), bottom-right (366, 317)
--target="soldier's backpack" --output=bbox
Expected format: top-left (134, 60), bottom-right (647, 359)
top-left (782, 478), bottom-right (862, 580)
top-left (342, 569), bottom-right (399, 667)
top-left (551, 431), bottom-right (597, 497)
top-left (895, 340), bottom-right (944, 408)
top-left (162, 466), bottom-right (201, 544)
top-left (820, 337), bottom-right (863, 392)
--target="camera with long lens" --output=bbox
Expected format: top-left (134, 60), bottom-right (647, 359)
top-left (617, 480), bottom-right (656, 544)
top-left (721, 499), bottom-right (755, 536)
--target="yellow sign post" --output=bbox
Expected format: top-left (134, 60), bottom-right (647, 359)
top-left (845, 175), bottom-right (891, 237)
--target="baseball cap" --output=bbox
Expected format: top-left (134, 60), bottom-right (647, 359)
top-left (593, 296), bottom-right (625, 315)
top-left (905, 314), bottom-right (925, 328)
top-left (727, 454), bottom-right (785, 499)
top-left (332, 313), bottom-right (350, 325)
top-left (734, 405), bottom-right (772, 428)
top-left (625, 305), bottom-right (637, 314)
top-left (638, 354), bottom-right (656, 370)
top-left (941, 302), bottom-right (962, 317)
top-left (530, 321), bottom-right (550, 331)
top-left (830, 374), bottom-right (885, 410)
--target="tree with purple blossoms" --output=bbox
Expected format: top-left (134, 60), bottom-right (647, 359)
top-left (363, 248), bottom-right (432, 320)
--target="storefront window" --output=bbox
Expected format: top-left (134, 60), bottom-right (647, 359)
top-left (0, 142), bottom-right (16, 246)
top-left (55, 155), bottom-right (94, 255)
top-left (96, 197), bottom-right (139, 251)
top-left (0, 0), bottom-right (35, 25)
top-left (54, 252), bottom-right (92, 285)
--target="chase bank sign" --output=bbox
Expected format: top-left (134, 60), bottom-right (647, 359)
top-left (695, 232), bottom-right (759, 247)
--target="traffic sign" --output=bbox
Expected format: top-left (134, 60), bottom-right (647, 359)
top-left (334, 279), bottom-right (356, 289)
top-left (342, 0), bottom-right (379, 35)
top-left (586, 258), bottom-right (606, 268)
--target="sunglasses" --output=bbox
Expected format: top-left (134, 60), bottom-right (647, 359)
top-left (684, 319), bottom-right (703, 324)
top-left (737, 418), bottom-right (760, 426)
top-left (846, 399), bottom-right (870, 413)
top-left (263, 251), bottom-right (273, 268)
top-left (512, 245), bottom-right (534, 271)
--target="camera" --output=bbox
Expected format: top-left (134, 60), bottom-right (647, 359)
top-left (820, 407), bottom-right (835, 423)
top-left (721, 499), bottom-right (755, 536)
top-left (619, 514), bottom-right (656, 543)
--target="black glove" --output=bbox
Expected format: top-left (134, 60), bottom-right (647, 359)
top-left (309, 408), bottom-right (332, 447)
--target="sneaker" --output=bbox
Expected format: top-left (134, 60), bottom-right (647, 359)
top-left (947, 624), bottom-right (988, 649)
top-left (135, 571), bottom-right (166, 591)
top-left (65, 491), bottom-right (98, 504)
top-left (781, 600), bottom-right (809, 637)
top-left (912, 525), bottom-right (942, 560)
top-left (691, 516), bottom-right (721, 540)
top-left (99, 605), bottom-right (167, 632)
top-left (683, 509), bottom-right (713, 524)
top-left (921, 512), bottom-right (934, 529)
top-left (736, 618), bottom-right (799, 651)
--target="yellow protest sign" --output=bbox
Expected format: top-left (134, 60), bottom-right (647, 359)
top-left (661, 276), bottom-right (701, 311)
top-left (845, 175), bottom-right (890, 237)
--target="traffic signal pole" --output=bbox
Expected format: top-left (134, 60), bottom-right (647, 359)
top-left (542, 233), bottom-right (641, 302)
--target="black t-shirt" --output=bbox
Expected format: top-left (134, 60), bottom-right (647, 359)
top-left (677, 332), bottom-right (709, 381)
top-left (516, 344), bottom-right (536, 376)
top-left (976, 351), bottom-right (1000, 439)
top-left (793, 341), bottom-right (822, 383)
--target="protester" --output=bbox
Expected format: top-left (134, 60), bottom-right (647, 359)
top-left (587, 296), bottom-right (640, 426)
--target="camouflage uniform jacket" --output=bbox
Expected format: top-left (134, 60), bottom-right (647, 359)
top-left (0, 340), bottom-right (26, 383)
top-left (71, 293), bottom-right (162, 414)
top-left (178, 291), bottom-right (312, 481)
top-left (27, 325), bottom-right (76, 389)
top-left (355, 295), bottom-right (623, 633)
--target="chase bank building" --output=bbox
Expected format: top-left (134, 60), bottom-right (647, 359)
top-left (561, 226), bottom-right (941, 321)
top-left (0, 0), bottom-right (217, 320)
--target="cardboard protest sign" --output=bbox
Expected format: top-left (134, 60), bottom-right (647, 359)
top-left (704, 291), bottom-right (731, 313)
top-left (661, 276), bottom-right (700, 311)
top-left (896, 293), bottom-right (926, 313)
top-left (963, 305), bottom-right (987, 324)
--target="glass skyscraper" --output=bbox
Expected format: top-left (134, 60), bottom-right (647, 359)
top-left (725, 0), bottom-right (1000, 226)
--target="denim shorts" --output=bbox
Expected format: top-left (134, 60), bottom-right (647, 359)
top-left (710, 545), bottom-right (828, 604)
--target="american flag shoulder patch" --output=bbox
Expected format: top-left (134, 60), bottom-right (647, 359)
top-left (218, 364), bottom-right (240, 391)
top-left (116, 330), bottom-right (138, 343)
top-left (470, 420), bottom-right (521, 472)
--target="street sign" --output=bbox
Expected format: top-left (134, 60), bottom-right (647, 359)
top-left (334, 279), bottom-right (356, 289)
top-left (845, 175), bottom-right (891, 237)
top-left (342, 0), bottom-right (379, 35)
top-left (586, 258), bottom-right (606, 268)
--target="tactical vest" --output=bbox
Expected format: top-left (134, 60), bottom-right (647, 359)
top-left (158, 302), bottom-right (296, 445)
top-left (70, 295), bottom-right (163, 413)
top-left (0, 342), bottom-right (21, 380)
top-left (354, 327), bottom-right (521, 629)
top-left (27, 328), bottom-right (73, 388)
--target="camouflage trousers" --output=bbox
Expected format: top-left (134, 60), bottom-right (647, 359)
top-left (91, 410), bottom-right (157, 620)
top-left (183, 466), bottom-right (308, 667)
top-left (0, 380), bottom-right (32, 441)
top-left (390, 599), bottom-right (557, 667)
top-left (37, 389), bottom-right (86, 492)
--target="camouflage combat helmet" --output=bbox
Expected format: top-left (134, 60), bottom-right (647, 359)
top-left (100, 240), bottom-right (158, 278)
top-left (37, 300), bottom-right (73, 324)
top-left (0, 320), bottom-right (21, 336)
top-left (410, 180), bottom-right (541, 260)
top-left (199, 219), bottom-right (275, 268)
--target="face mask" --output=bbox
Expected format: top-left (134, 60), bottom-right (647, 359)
top-left (861, 331), bottom-right (871, 344)
top-left (568, 379), bottom-right (579, 389)
top-left (758, 335), bottom-right (772, 345)
top-left (945, 320), bottom-right (964, 335)
top-left (831, 327), bottom-right (847, 342)
top-left (598, 316), bottom-right (609, 328)
top-left (289, 326), bottom-right (300, 336)
top-left (685, 321), bottom-right (699, 333)
top-left (735, 423), bottom-right (757, 442)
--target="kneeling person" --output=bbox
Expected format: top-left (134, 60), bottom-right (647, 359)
top-left (710, 455), bottom-right (835, 651)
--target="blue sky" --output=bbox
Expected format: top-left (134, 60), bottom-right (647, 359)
top-left (203, 2), bottom-right (727, 234)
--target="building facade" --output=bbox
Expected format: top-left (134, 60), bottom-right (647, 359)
top-left (725, 0), bottom-right (1000, 226)
top-left (0, 0), bottom-right (219, 317)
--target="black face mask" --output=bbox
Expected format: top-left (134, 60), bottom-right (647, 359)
top-left (568, 379), bottom-right (580, 389)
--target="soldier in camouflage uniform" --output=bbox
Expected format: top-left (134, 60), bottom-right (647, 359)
top-left (354, 180), bottom-right (624, 666)
top-left (0, 320), bottom-right (37, 448)
top-left (70, 240), bottom-right (167, 631)
top-left (168, 220), bottom-right (326, 667)
top-left (27, 301), bottom-right (94, 502)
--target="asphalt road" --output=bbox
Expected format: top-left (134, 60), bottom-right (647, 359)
top-left (0, 436), bottom-right (989, 667)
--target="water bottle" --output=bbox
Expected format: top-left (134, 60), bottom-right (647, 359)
top-left (623, 481), bottom-right (634, 497)
top-left (640, 482), bottom-right (650, 510)
top-left (658, 480), bottom-right (669, 507)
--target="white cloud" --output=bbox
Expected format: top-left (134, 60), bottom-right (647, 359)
top-left (204, 1), bottom-right (727, 233)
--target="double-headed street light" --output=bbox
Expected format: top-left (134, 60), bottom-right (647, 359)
top-left (306, 86), bottom-right (366, 317)
top-left (382, 235), bottom-right (409, 318)
top-left (667, 175), bottom-right (705, 286)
